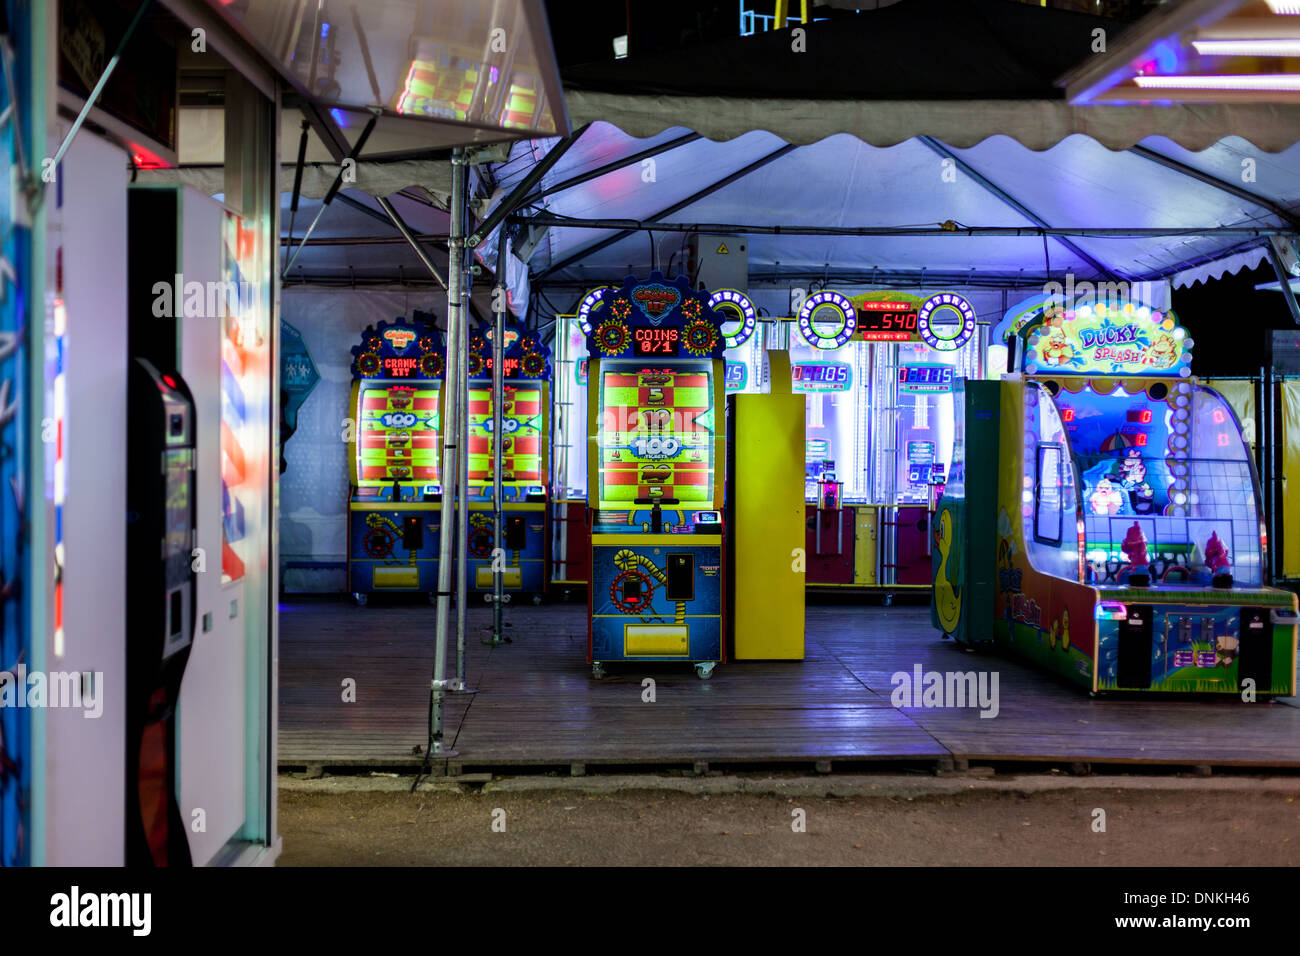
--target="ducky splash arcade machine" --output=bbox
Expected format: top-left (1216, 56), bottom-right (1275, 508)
top-left (347, 314), bottom-right (446, 604)
top-left (586, 274), bottom-right (728, 679)
top-left (463, 319), bottom-right (552, 600)
top-left (935, 295), bottom-right (1298, 695)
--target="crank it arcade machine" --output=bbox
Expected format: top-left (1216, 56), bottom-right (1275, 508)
top-left (347, 315), bottom-right (447, 604)
top-left (939, 295), bottom-right (1298, 695)
top-left (463, 319), bottom-right (552, 601)
top-left (586, 274), bottom-right (728, 679)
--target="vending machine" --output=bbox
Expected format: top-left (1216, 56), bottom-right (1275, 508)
top-left (585, 273), bottom-right (729, 679)
top-left (463, 318), bottom-right (552, 601)
top-left (125, 358), bottom-right (197, 867)
top-left (346, 314), bottom-right (447, 604)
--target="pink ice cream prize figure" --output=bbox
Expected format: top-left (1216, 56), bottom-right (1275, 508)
top-left (1121, 521), bottom-right (1149, 569)
top-left (1203, 531), bottom-right (1230, 574)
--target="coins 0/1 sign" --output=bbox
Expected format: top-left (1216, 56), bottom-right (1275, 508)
top-left (633, 327), bottom-right (680, 356)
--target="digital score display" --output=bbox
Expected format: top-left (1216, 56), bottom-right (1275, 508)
top-left (724, 361), bottom-right (748, 392)
top-left (633, 328), bottom-right (680, 356)
top-left (1126, 408), bottom-right (1153, 424)
top-left (897, 364), bottom-right (953, 393)
top-left (855, 301), bottom-right (921, 342)
top-left (792, 362), bottom-right (852, 392)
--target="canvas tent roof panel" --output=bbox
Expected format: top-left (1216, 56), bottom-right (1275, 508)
top-left (490, 121), bottom-right (1300, 289)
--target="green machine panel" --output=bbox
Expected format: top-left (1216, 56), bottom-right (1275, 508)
top-left (933, 379), bottom-right (1001, 645)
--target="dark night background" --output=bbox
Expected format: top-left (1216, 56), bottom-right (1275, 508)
top-left (1174, 266), bottom-right (1296, 377)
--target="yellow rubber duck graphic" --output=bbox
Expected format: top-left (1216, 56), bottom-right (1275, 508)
top-left (933, 508), bottom-right (962, 633)
top-left (1059, 607), bottom-right (1071, 652)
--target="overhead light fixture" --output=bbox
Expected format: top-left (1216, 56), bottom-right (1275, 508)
top-left (1133, 73), bottom-right (1300, 90)
top-left (1191, 39), bottom-right (1300, 56)
top-left (1264, 0), bottom-right (1300, 14)
top-left (612, 35), bottom-right (629, 59)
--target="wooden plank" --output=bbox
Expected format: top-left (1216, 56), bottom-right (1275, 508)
top-left (278, 597), bottom-right (1300, 769)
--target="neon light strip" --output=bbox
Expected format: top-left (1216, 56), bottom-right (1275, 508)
top-left (53, 300), bottom-right (67, 658)
top-left (1133, 74), bottom-right (1300, 90)
top-left (1191, 39), bottom-right (1300, 56)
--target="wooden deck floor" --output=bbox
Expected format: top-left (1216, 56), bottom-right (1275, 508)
top-left (279, 597), bottom-right (1300, 773)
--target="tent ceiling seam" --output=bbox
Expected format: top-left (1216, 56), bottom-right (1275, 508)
top-left (917, 135), bottom-right (1123, 283)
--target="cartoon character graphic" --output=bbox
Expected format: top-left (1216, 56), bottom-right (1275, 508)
top-left (1121, 521), bottom-right (1149, 570)
top-left (1118, 451), bottom-right (1154, 514)
top-left (1039, 327), bottom-right (1075, 367)
top-left (996, 507), bottom-right (1018, 571)
top-left (1147, 333), bottom-right (1179, 368)
top-left (932, 508), bottom-right (962, 634)
top-left (1214, 633), bottom-right (1240, 669)
top-left (1204, 531), bottom-right (1230, 574)
top-left (1090, 476), bottom-right (1124, 515)
top-left (1059, 607), bottom-right (1071, 652)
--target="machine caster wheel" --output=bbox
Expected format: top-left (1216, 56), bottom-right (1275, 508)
top-left (591, 662), bottom-right (607, 680)
top-left (503, 593), bottom-right (513, 604)
top-left (882, 593), bottom-right (893, 607)
top-left (695, 662), bottom-right (716, 680)
top-left (483, 593), bottom-right (492, 604)
top-left (354, 593), bottom-right (368, 607)
top-left (532, 593), bottom-right (543, 606)
top-left (427, 592), bottom-right (438, 606)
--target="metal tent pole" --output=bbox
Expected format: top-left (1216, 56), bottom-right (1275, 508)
top-left (488, 225), bottom-right (508, 645)
top-left (454, 227), bottom-right (472, 685)
top-left (427, 148), bottom-right (468, 758)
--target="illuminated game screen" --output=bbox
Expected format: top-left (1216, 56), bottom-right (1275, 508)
top-left (1052, 383), bottom-right (1264, 587)
top-left (466, 382), bottom-right (546, 489)
top-left (596, 361), bottom-right (716, 509)
top-left (355, 382), bottom-right (441, 485)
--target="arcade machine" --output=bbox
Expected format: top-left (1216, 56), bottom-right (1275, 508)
top-left (552, 287), bottom-right (764, 596)
top-left (346, 314), bottom-right (447, 605)
top-left (585, 273), bottom-right (729, 679)
top-left (792, 290), bottom-right (983, 595)
top-left (463, 318), bottom-right (552, 602)
top-left (125, 358), bottom-right (197, 867)
top-left (935, 295), bottom-right (1298, 695)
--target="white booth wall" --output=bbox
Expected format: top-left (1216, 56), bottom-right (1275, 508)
top-left (39, 129), bottom-right (277, 865)
top-left (279, 289), bottom-right (445, 593)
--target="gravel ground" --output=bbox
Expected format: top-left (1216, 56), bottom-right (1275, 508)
top-left (276, 774), bottom-right (1300, 866)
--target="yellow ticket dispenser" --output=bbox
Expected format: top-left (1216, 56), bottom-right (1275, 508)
top-left (728, 350), bottom-right (806, 659)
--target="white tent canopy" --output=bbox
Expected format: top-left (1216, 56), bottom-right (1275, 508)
top-left (486, 121), bottom-right (1300, 306)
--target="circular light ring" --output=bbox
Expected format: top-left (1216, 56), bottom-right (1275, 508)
top-left (465, 352), bottom-right (484, 377)
top-left (594, 318), bottom-right (631, 356)
top-left (707, 289), bottom-right (758, 348)
top-left (797, 291), bottom-right (857, 350)
top-left (683, 318), bottom-right (720, 357)
top-left (576, 287), bottom-right (614, 335)
top-left (520, 352), bottom-right (548, 378)
top-left (420, 352), bottom-right (445, 378)
top-left (917, 293), bottom-right (977, 351)
top-left (356, 351), bottom-right (381, 377)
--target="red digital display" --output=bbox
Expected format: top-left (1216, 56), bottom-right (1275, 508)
top-left (383, 356), bottom-right (419, 377)
top-left (854, 301), bottom-right (920, 342)
top-left (633, 328), bottom-right (680, 356)
top-left (1126, 409), bottom-right (1153, 424)
top-left (1135, 433), bottom-right (1147, 446)
top-left (1061, 408), bottom-right (1075, 422)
